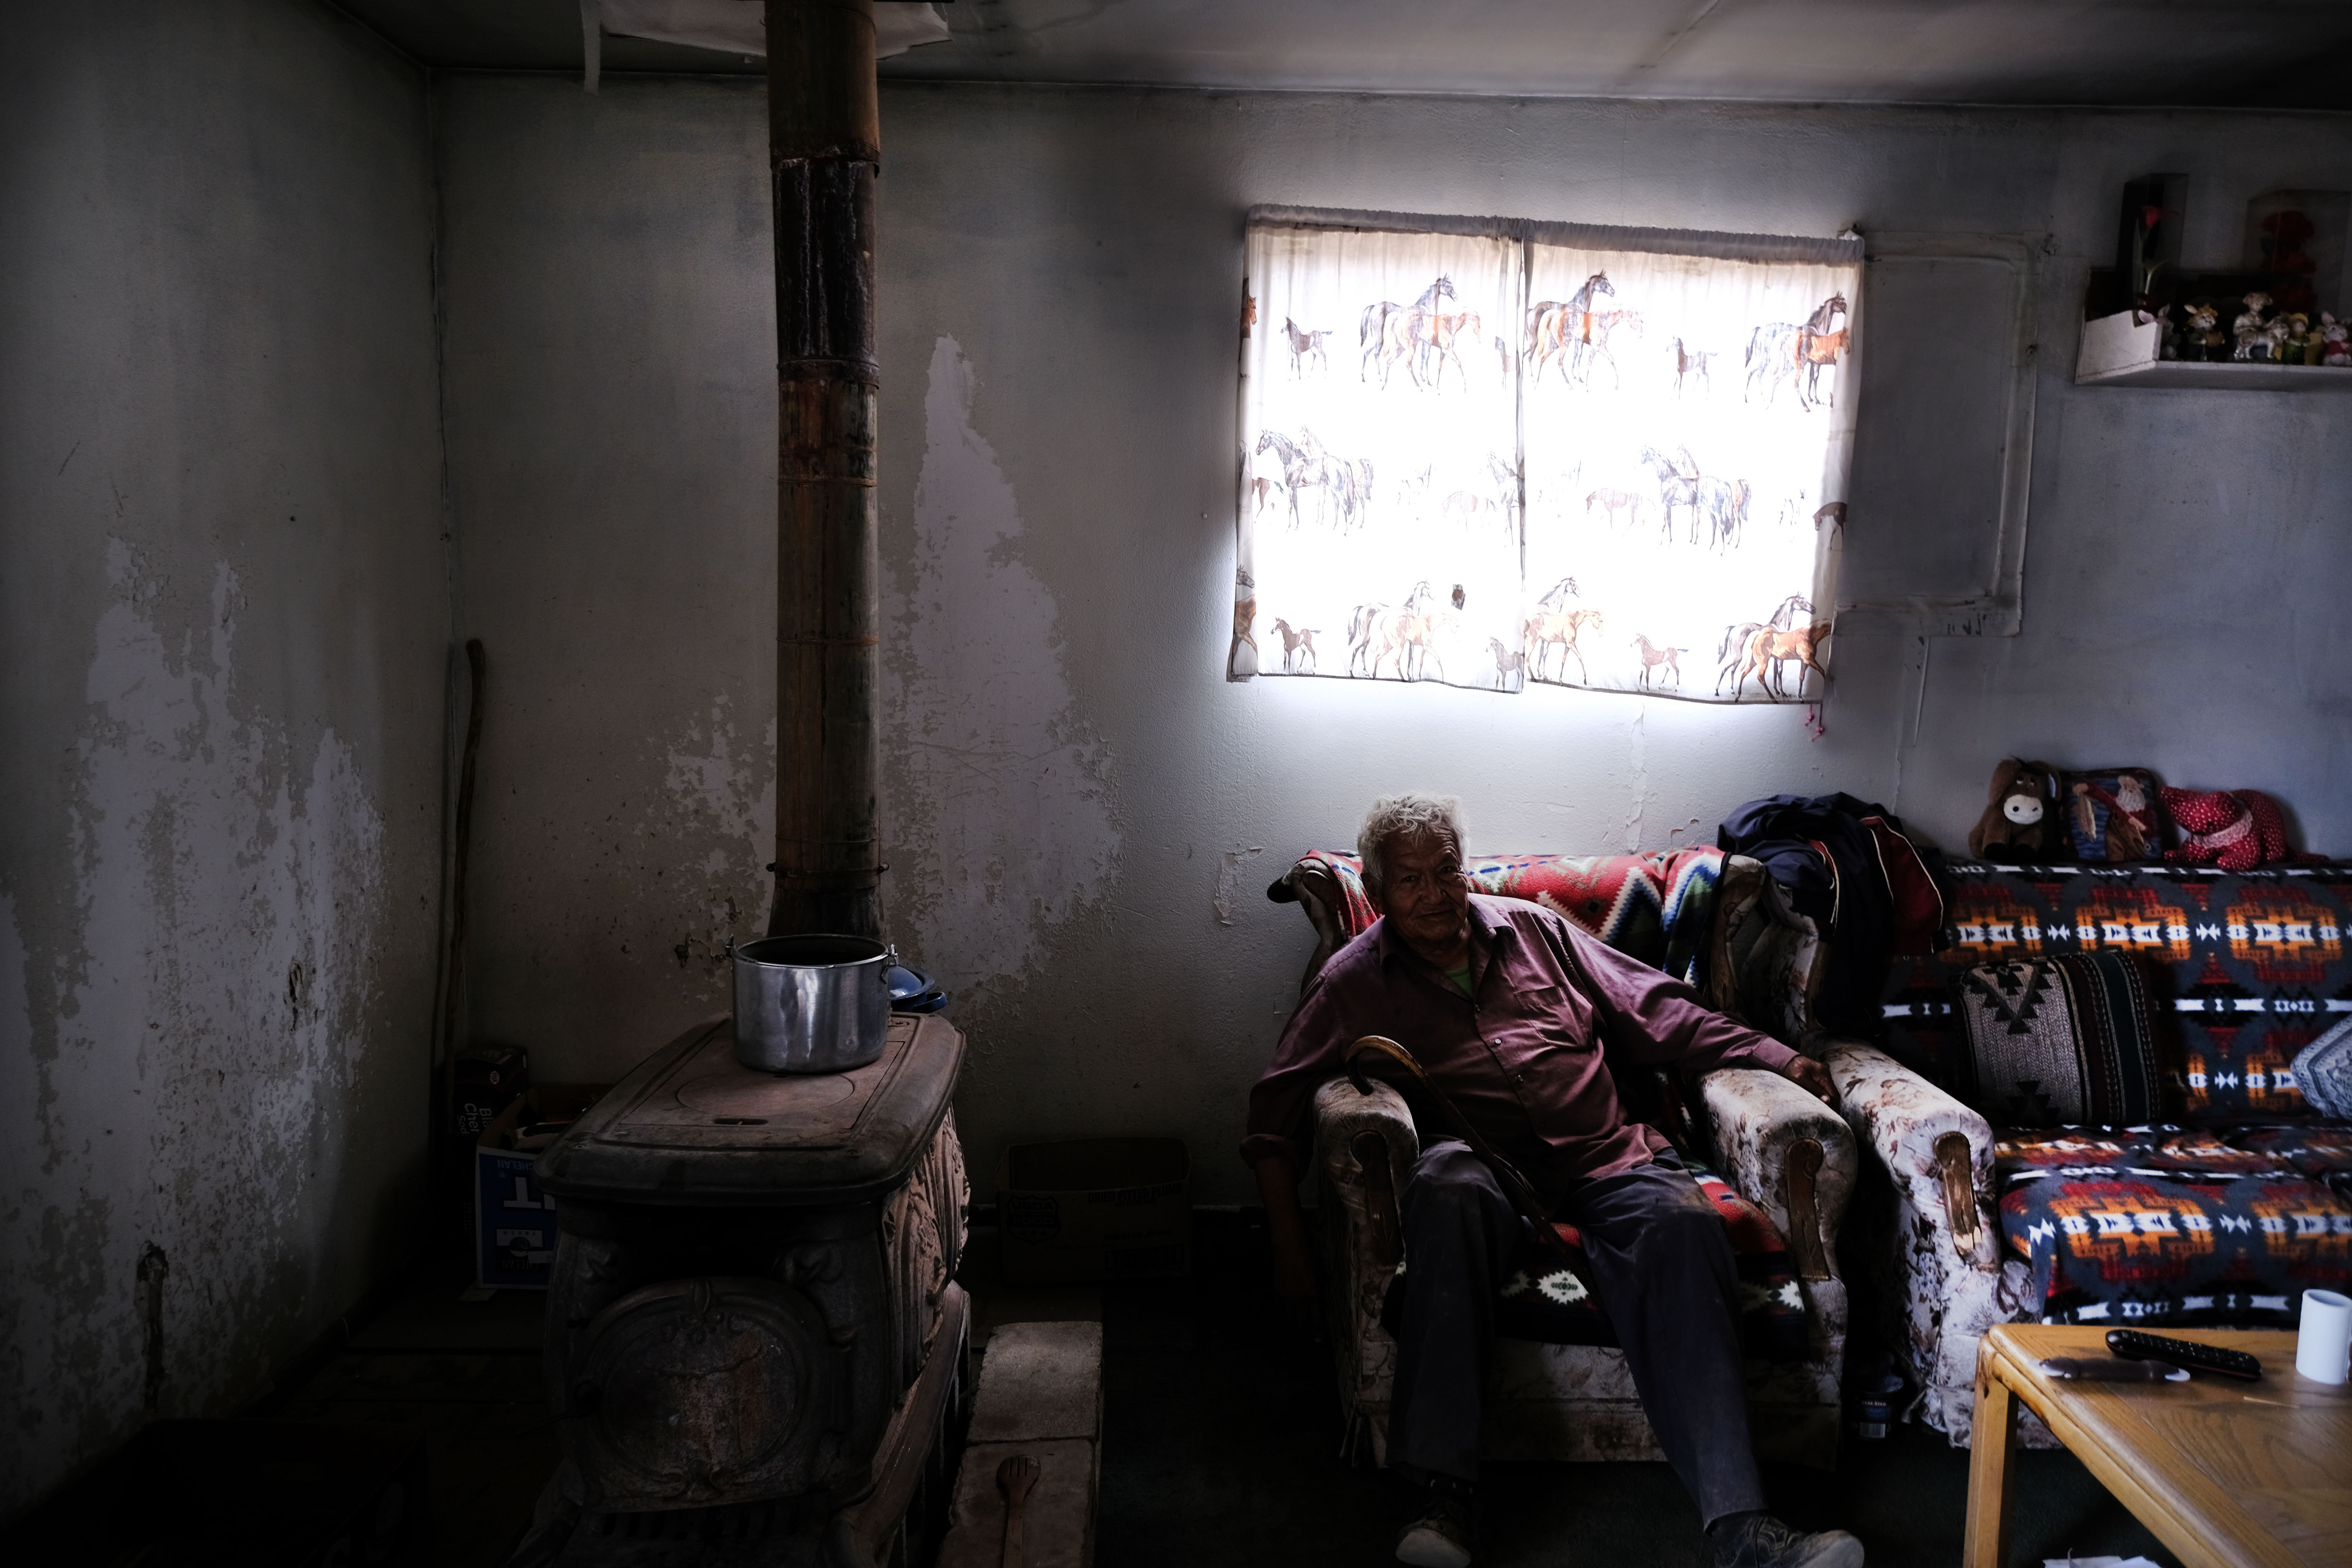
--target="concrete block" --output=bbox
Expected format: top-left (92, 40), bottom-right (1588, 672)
top-left (934, 1438), bottom-right (1096, 1568)
top-left (967, 1320), bottom-right (1102, 1444)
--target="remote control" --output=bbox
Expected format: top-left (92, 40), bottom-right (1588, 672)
top-left (2039, 1357), bottom-right (2190, 1383)
top-left (2104, 1329), bottom-right (2262, 1381)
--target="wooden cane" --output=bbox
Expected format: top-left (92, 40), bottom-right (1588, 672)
top-left (1343, 1035), bottom-right (1596, 1292)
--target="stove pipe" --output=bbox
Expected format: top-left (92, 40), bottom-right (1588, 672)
top-left (766, 0), bottom-right (882, 941)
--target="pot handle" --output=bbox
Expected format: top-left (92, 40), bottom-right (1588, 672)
top-left (882, 943), bottom-right (900, 988)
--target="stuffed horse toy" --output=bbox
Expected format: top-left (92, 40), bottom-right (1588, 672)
top-left (2159, 787), bottom-right (2320, 871)
top-left (1969, 758), bottom-right (2064, 863)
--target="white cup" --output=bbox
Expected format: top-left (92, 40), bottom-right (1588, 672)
top-left (2298, 1288), bottom-right (2352, 1385)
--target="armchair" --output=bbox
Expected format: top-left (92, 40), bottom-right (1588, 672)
top-left (1822, 1041), bottom-right (2025, 1447)
top-left (1275, 848), bottom-right (1858, 1469)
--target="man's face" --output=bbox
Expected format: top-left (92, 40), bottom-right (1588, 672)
top-left (1371, 828), bottom-right (1471, 964)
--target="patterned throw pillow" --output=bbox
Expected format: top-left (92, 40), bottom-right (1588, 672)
top-left (2295, 1016), bottom-right (2352, 1120)
top-left (1954, 953), bottom-right (2164, 1125)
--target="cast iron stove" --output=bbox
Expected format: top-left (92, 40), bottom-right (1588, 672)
top-left (531, 1012), bottom-right (968, 1567)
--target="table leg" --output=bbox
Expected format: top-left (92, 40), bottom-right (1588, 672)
top-left (1964, 1355), bottom-right (2020, 1568)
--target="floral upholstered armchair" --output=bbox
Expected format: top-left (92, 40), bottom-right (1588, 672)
top-left (1269, 847), bottom-right (1857, 1469)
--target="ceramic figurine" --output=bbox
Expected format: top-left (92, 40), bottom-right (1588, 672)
top-left (2323, 313), bottom-right (2351, 368)
top-left (2152, 303), bottom-right (2182, 360)
top-left (2182, 302), bottom-right (2224, 361)
top-left (2278, 312), bottom-right (2312, 366)
top-left (2233, 291), bottom-right (2273, 361)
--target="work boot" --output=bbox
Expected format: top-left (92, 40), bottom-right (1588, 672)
top-left (1710, 1512), bottom-right (1865, 1568)
top-left (1395, 1475), bottom-right (1475, 1568)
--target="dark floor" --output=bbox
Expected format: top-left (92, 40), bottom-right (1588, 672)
top-left (255, 1257), bottom-right (560, 1567)
top-left (62, 1214), bottom-right (2180, 1568)
top-left (1089, 1214), bottom-right (2182, 1568)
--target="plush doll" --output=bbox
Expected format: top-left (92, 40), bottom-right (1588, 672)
top-left (2061, 768), bottom-right (2163, 861)
top-left (1968, 758), bottom-right (2064, 863)
top-left (2159, 787), bottom-right (2321, 871)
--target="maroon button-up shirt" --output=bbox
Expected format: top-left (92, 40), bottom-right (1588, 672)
top-left (1242, 894), bottom-right (1799, 1205)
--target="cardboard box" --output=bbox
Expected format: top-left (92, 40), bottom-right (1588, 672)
top-left (454, 1044), bottom-right (530, 1139)
top-left (474, 1082), bottom-right (606, 1290)
top-left (996, 1138), bottom-right (1190, 1284)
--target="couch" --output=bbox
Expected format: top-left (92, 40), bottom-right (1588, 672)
top-left (1271, 846), bottom-right (1857, 1470)
top-left (1826, 859), bottom-right (2352, 1446)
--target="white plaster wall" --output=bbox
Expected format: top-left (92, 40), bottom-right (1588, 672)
top-left (433, 78), bottom-right (783, 1066)
top-left (0, 2), bottom-right (445, 1514)
top-left (438, 77), bottom-right (2352, 1207)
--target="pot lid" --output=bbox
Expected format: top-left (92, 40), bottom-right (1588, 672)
top-left (536, 1011), bottom-right (963, 1207)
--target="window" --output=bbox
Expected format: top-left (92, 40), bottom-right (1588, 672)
top-left (1230, 210), bottom-right (1862, 703)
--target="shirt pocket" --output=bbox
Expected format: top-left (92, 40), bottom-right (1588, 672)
top-left (1503, 984), bottom-right (1590, 1050)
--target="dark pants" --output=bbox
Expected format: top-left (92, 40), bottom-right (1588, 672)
top-left (1386, 1140), bottom-right (1767, 1528)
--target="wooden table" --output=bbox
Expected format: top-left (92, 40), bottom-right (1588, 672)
top-left (1966, 1325), bottom-right (2352, 1568)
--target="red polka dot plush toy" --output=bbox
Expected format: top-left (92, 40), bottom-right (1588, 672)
top-left (2159, 787), bottom-right (2320, 871)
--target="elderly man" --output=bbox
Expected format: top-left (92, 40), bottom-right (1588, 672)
top-left (1245, 793), bottom-right (1863, 1568)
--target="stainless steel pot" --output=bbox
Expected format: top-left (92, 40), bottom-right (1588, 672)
top-left (731, 934), bottom-right (893, 1073)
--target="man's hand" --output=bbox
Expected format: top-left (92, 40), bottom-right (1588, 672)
top-left (1781, 1054), bottom-right (1839, 1108)
top-left (1269, 1231), bottom-right (1317, 1331)
top-left (1255, 1155), bottom-right (1319, 1335)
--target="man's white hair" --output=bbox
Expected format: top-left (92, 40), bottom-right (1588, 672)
top-left (1357, 792), bottom-right (1467, 894)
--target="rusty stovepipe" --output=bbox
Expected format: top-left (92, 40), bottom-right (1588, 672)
top-left (766, 0), bottom-right (883, 940)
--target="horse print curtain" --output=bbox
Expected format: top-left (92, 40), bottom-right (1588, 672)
top-left (1230, 210), bottom-right (1862, 704)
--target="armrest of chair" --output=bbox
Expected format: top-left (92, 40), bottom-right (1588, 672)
top-left (1824, 1041), bottom-right (1999, 1270)
top-left (1697, 1067), bottom-right (1855, 1282)
top-left (1273, 860), bottom-right (1350, 992)
top-left (1312, 1076), bottom-right (1419, 1270)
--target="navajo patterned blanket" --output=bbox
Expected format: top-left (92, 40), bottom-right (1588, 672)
top-left (1291, 846), bottom-right (1727, 988)
top-left (1995, 1125), bottom-right (2352, 1328)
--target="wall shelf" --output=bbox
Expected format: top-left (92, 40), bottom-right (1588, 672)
top-left (2075, 309), bottom-right (2352, 389)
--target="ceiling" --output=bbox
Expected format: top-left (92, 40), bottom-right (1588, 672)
top-left (334, 0), bottom-right (2352, 109)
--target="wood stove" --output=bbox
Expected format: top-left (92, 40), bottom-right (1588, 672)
top-left (535, 1013), bottom-right (967, 1566)
top-left (519, 6), bottom-right (962, 1560)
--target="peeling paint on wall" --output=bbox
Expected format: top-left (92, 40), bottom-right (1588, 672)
top-left (649, 697), bottom-right (776, 985)
top-left (1621, 705), bottom-right (1650, 851)
top-left (1213, 845), bottom-right (1264, 926)
top-left (0, 544), bottom-right (389, 1504)
top-left (884, 337), bottom-right (1120, 991)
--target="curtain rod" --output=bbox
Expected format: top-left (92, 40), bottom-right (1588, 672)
top-left (1247, 204), bottom-right (1864, 266)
